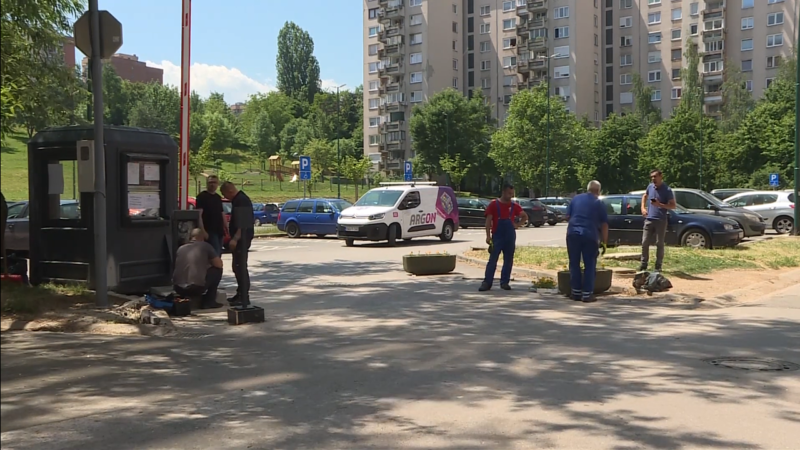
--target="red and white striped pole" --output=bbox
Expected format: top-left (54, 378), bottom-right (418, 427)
top-left (178, 0), bottom-right (191, 210)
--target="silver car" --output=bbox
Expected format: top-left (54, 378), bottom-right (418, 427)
top-left (5, 200), bottom-right (81, 255)
top-left (724, 190), bottom-right (795, 234)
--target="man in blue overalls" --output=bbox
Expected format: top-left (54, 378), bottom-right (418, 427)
top-left (565, 180), bottom-right (609, 303)
top-left (479, 184), bottom-right (528, 292)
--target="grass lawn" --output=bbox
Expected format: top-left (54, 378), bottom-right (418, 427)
top-left (1, 130), bottom-right (366, 203)
top-left (1, 281), bottom-right (96, 318)
top-left (465, 237), bottom-right (800, 276)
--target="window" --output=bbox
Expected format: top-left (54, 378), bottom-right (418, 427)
top-left (503, 0), bottom-right (514, 11)
top-left (620, 54), bottom-right (632, 66)
top-left (453, 77), bottom-right (459, 88)
top-left (672, 29), bottom-right (682, 40)
top-left (554, 6), bottom-right (569, 19)
top-left (741, 17), bottom-right (754, 29)
top-left (531, 28), bottom-right (547, 39)
top-left (453, 59), bottom-right (459, 71)
top-left (768, 0), bottom-right (785, 3)
top-left (704, 59), bottom-right (723, 73)
top-left (671, 87), bottom-right (682, 99)
top-left (480, 23), bottom-right (491, 34)
top-left (503, 56), bottom-right (517, 68)
top-left (297, 201), bottom-right (314, 214)
top-left (767, 55), bottom-right (782, 69)
top-left (648, 51), bottom-right (662, 63)
top-left (690, 2), bottom-right (699, 15)
top-left (620, 16), bottom-right (632, 28)
top-left (453, 3), bottom-right (458, 13)
top-left (554, 26), bottom-right (569, 38)
top-left (742, 0), bottom-right (753, 8)
top-left (481, 60), bottom-right (491, 70)
top-left (768, 12), bottom-right (784, 26)
top-left (648, 70), bottom-right (661, 82)
top-left (648, 0), bottom-right (661, 4)
top-left (503, 38), bottom-right (517, 49)
top-left (672, 48), bottom-right (682, 61)
top-left (409, 0), bottom-right (422, 6)
top-left (369, 117), bottom-right (380, 127)
top-left (369, 98), bottom-right (380, 109)
top-left (410, 72), bottom-right (423, 83)
top-left (480, 5), bottom-right (491, 15)
top-left (672, 68), bottom-right (681, 79)
top-left (554, 65), bottom-right (570, 78)
top-left (480, 41), bottom-right (491, 52)
top-left (648, 12), bottom-right (661, 24)
top-left (651, 90), bottom-right (661, 101)
top-left (601, 197), bottom-right (623, 216)
top-left (741, 39), bottom-right (753, 51)
top-left (503, 94), bottom-right (513, 105)
top-left (453, 40), bottom-right (457, 51)
top-left (742, 59), bottom-right (752, 71)
top-left (410, 33), bottom-right (422, 45)
top-left (503, 19), bottom-right (516, 30)
top-left (766, 78), bottom-right (775, 88)
top-left (767, 34), bottom-right (783, 47)
top-left (554, 86), bottom-right (570, 98)
top-left (745, 80), bottom-right (753, 91)
top-left (690, 23), bottom-right (698, 35)
top-left (410, 91), bottom-right (423, 102)
top-left (369, 80), bottom-right (379, 91)
top-left (453, 21), bottom-right (458, 33)
top-left (410, 14), bottom-right (423, 26)
top-left (368, 44), bottom-right (379, 55)
top-left (648, 32), bottom-right (662, 44)
top-left (369, 26), bottom-right (380, 37)
top-left (620, 35), bottom-right (632, 47)
top-left (705, 19), bottom-right (723, 31)
top-left (672, 8), bottom-right (682, 21)
top-left (554, 45), bottom-right (569, 58)
top-left (369, 8), bottom-right (379, 19)
top-left (410, 52), bottom-right (422, 64)
top-left (705, 40), bottom-right (724, 52)
top-left (369, 135), bottom-right (381, 146)
top-left (503, 75), bottom-right (516, 87)
top-left (369, 62), bottom-right (380, 73)
top-left (620, 0), bottom-right (632, 8)
top-left (482, 77), bottom-right (491, 88)
top-left (620, 73), bottom-right (633, 85)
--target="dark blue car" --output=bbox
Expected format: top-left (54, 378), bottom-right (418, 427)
top-left (600, 194), bottom-right (743, 249)
top-left (278, 198), bottom-right (353, 238)
top-left (253, 202), bottom-right (281, 226)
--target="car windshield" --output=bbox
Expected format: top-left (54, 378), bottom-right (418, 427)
top-left (516, 199), bottom-right (533, 208)
top-left (355, 189), bottom-right (404, 207)
top-left (330, 200), bottom-right (353, 211)
top-left (696, 191), bottom-right (728, 207)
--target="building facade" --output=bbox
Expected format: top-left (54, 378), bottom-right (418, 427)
top-left (364, 0), bottom-right (798, 173)
top-left (81, 53), bottom-right (164, 84)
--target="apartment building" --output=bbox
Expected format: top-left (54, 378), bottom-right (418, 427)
top-left (603, 0), bottom-right (798, 119)
top-left (363, 0), bottom-right (602, 173)
top-left (81, 53), bottom-right (164, 84)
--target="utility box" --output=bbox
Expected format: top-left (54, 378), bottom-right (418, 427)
top-left (28, 125), bottom-right (178, 294)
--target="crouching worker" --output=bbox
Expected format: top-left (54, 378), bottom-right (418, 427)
top-left (565, 180), bottom-right (609, 303)
top-left (173, 228), bottom-right (224, 309)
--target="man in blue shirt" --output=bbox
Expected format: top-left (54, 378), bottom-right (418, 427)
top-left (639, 169), bottom-right (676, 272)
top-left (565, 180), bottom-right (609, 303)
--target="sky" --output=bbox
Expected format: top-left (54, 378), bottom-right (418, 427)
top-left (83, 0), bottom-right (364, 103)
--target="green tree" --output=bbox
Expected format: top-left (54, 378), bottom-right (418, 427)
top-left (303, 138), bottom-right (336, 179)
top-left (679, 38), bottom-right (704, 113)
top-left (439, 154), bottom-right (470, 192)
top-left (719, 62), bottom-right (755, 133)
top-left (127, 84), bottom-right (181, 135)
top-left (585, 113), bottom-right (645, 194)
top-left (14, 59), bottom-right (80, 137)
top-left (102, 63), bottom-right (129, 126)
top-left (249, 111), bottom-right (277, 170)
top-left (339, 155), bottom-right (372, 199)
top-left (280, 117), bottom-right (318, 158)
top-left (631, 73), bottom-right (661, 132)
top-left (276, 21), bottom-right (321, 104)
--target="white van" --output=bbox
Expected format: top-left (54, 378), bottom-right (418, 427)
top-left (337, 182), bottom-right (460, 247)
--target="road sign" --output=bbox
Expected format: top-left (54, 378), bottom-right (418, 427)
top-left (404, 161), bottom-right (413, 182)
top-left (770, 173), bottom-right (780, 187)
top-left (74, 10), bottom-right (123, 59)
top-left (299, 156), bottom-right (312, 181)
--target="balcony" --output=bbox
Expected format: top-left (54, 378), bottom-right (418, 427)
top-left (379, 100), bottom-right (407, 112)
top-left (380, 120), bottom-right (404, 132)
top-left (530, 59), bottom-right (546, 69)
top-left (528, 37), bottom-right (547, 50)
top-left (517, 60), bottom-right (530, 73)
top-left (527, 0), bottom-right (547, 13)
top-left (705, 90), bottom-right (723, 104)
top-left (378, 63), bottom-right (403, 77)
top-left (529, 17), bottom-right (546, 29)
top-left (378, 26), bottom-right (402, 42)
top-left (702, 3), bottom-right (724, 16)
top-left (379, 83), bottom-right (401, 94)
top-left (378, 1), bottom-right (403, 23)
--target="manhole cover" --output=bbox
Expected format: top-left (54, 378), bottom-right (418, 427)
top-left (703, 357), bottom-right (800, 372)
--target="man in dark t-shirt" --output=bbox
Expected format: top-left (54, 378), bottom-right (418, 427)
top-left (221, 181), bottom-right (254, 307)
top-left (173, 228), bottom-right (224, 309)
top-left (195, 175), bottom-right (227, 256)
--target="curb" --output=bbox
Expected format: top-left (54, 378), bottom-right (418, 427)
top-left (698, 268), bottom-right (800, 309)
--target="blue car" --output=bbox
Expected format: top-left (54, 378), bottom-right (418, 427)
top-left (600, 194), bottom-right (743, 249)
top-left (278, 198), bottom-right (353, 238)
top-left (253, 202), bottom-right (282, 226)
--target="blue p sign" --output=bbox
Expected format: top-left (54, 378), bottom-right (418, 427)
top-left (769, 173), bottom-right (779, 187)
top-left (299, 156), bottom-right (311, 181)
top-left (404, 161), bottom-right (413, 181)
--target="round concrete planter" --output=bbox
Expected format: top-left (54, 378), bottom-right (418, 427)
top-left (403, 254), bottom-right (457, 275)
top-left (557, 268), bottom-right (614, 296)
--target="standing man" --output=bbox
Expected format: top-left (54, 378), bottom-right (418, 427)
top-left (640, 169), bottom-right (676, 273)
top-left (195, 175), bottom-right (227, 256)
top-left (220, 181), bottom-right (254, 307)
top-left (565, 181), bottom-right (609, 303)
top-left (479, 184), bottom-right (528, 292)
top-left (173, 228), bottom-right (224, 309)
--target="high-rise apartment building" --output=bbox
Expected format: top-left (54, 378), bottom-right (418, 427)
top-left (81, 53), bottom-right (164, 84)
top-left (603, 0), bottom-right (798, 119)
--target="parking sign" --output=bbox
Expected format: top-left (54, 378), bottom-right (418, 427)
top-left (404, 161), bottom-right (413, 182)
top-left (299, 156), bottom-right (311, 181)
top-left (769, 173), bottom-right (779, 187)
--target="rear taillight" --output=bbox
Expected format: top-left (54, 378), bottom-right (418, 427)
top-left (277, 212), bottom-right (282, 221)
top-left (791, 204), bottom-right (795, 209)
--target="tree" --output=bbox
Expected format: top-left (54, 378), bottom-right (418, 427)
top-left (585, 113), bottom-right (645, 194)
top-left (631, 73), bottom-right (661, 132)
top-left (276, 22), bottom-right (321, 104)
top-left (303, 138), bottom-right (336, 180)
top-left (279, 117), bottom-right (317, 158)
top-left (102, 63), bottom-right (129, 126)
top-left (719, 62), bottom-right (755, 133)
top-left (339, 155), bottom-right (372, 199)
top-left (128, 84), bottom-right (181, 136)
top-left (679, 38), bottom-right (704, 113)
top-left (249, 111), bottom-right (277, 170)
top-left (439, 154), bottom-right (470, 192)
top-left (14, 58), bottom-right (80, 137)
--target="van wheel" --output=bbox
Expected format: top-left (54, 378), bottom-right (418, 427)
top-left (387, 224), bottom-right (399, 246)
top-left (440, 221), bottom-right (455, 242)
top-left (345, 238), bottom-right (355, 247)
top-left (286, 222), bottom-right (301, 238)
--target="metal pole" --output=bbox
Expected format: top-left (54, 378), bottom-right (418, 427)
top-left (794, 6), bottom-right (800, 236)
top-left (546, 56), bottom-right (551, 198)
top-left (89, 0), bottom-right (108, 308)
top-left (178, 0), bottom-right (191, 210)
top-left (337, 86), bottom-right (341, 199)
top-left (699, 105), bottom-right (704, 190)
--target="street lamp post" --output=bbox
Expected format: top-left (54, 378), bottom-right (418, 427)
top-left (540, 53), bottom-right (561, 198)
top-left (336, 83), bottom-right (346, 199)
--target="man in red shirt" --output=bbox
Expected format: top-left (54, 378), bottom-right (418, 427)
top-left (480, 184), bottom-right (528, 291)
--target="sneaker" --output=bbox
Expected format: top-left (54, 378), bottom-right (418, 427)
top-left (201, 301), bottom-right (224, 309)
top-left (478, 283), bottom-right (491, 292)
top-left (500, 284), bottom-right (511, 291)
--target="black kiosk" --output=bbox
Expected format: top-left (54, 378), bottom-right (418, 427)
top-left (28, 125), bottom-right (177, 294)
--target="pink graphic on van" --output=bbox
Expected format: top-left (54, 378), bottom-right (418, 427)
top-left (435, 187), bottom-right (460, 227)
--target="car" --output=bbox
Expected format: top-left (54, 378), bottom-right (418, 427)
top-left (456, 197), bottom-right (491, 228)
top-left (711, 188), bottom-right (755, 200)
top-left (278, 198), bottom-right (353, 238)
top-left (601, 194), bottom-right (743, 249)
top-left (545, 206), bottom-right (564, 225)
top-left (337, 183), bottom-right (459, 247)
top-left (511, 197), bottom-right (546, 227)
top-left (5, 200), bottom-right (81, 256)
top-left (724, 190), bottom-right (795, 234)
top-left (630, 188), bottom-right (767, 238)
top-left (538, 197), bottom-right (572, 215)
top-left (253, 202), bottom-right (281, 226)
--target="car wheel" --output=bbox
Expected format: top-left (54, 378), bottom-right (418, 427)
top-left (345, 238), bottom-right (355, 247)
top-left (773, 216), bottom-right (794, 235)
top-left (387, 224), bottom-right (399, 246)
top-left (440, 221), bottom-right (454, 242)
top-left (316, 234), bottom-right (327, 238)
top-left (533, 222), bottom-right (543, 228)
top-left (681, 228), bottom-right (711, 249)
top-left (286, 222), bottom-right (301, 238)
top-left (548, 221), bottom-right (557, 226)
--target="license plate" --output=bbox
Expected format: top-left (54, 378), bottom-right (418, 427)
top-left (346, 226), bottom-right (359, 232)
top-left (738, 231), bottom-right (744, 239)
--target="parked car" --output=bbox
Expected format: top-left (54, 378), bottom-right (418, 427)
top-left (456, 197), bottom-right (490, 228)
top-left (545, 206), bottom-right (564, 225)
top-left (5, 200), bottom-right (81, 255)
top-left (631, 188), bottom-right (767, 238)
top-left (278, 198), bottom-right (353, 238)
top-left (511, 197), bottom-right (546, 227)
top-left (538, 197), bottom-right (572, 215)
top-left (253, 202), bottom-right (281, 226)
top-left (601, 194), bottom-right (743, 249)
top-left (711, 188), bottom-right (755, 200)
top-left (724, 190), bottom-right (795, 234)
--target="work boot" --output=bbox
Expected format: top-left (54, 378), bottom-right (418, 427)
top-left (201, 301), bottom-right (224, 309)
top-left (228, 295), bottom-right (241, 306)
top-left (500, 283), bottom-right (511, 291)
top-left (636, 264), bottom-right (648, 274)
top-left (582, 296), bottom-right (597, 303)
top-left (478, 282), bottom-right (491, 292)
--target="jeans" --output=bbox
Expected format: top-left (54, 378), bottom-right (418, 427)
top-left (232, 236), bottom-right (252, 306)
top-left (174, 266), bottom-right (222, 306)
top-left (206, 233), bottom-right (223, 256)
top-left (641, 219), bottom-right (668, 271)
top-left (566, 233), bottom-right (598, 300)
top-left (483, 219), bottom-right (516, 287)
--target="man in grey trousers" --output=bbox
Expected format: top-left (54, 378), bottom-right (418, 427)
top-left (639, 169), bottom-right (676, 273)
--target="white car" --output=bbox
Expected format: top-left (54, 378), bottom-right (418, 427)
top-left (724, 190), bottom-right (795, 234)
top-left (337, 182), bottom-right (460, 247)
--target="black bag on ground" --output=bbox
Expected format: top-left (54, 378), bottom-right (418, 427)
top-left (633, 271), bottom-right (673, 293)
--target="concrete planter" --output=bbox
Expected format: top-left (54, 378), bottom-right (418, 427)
top-left (557, 268), bottom-right (614, 296)
top-left (403, 254), bottom-right (457, 275)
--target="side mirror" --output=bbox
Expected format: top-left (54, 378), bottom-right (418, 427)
top-left (709, 204), bottom-right (720, 211)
